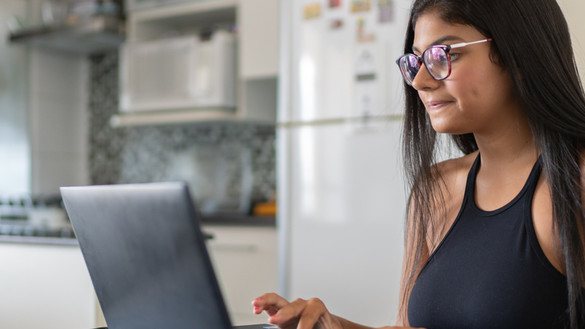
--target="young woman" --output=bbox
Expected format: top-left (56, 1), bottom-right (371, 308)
top-left (252, 0), bottom-right (585, 328)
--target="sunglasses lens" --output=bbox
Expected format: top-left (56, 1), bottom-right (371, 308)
top-left (398, 54), bottom-right (420, 85)
top-left (424, 47), bottom-right (450, 80)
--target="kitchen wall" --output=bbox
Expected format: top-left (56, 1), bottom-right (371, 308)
top-left (0, 1), bottom-right (89, 197)
top-left (0, 1), bottom-right (30, 195)
top-left (88, 52), bottom-right (276, 215)
top-left (29, 48), bottom-right (89, 195)
top-left (559, 0), bottom-right (585, 82)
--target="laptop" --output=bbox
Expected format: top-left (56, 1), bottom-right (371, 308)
top-left (60, 182), bottom-right (273, 329)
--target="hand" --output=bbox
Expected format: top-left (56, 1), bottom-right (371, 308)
top-left (252, 293), bottom-right (343, 329)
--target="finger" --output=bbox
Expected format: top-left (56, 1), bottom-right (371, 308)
top-left (296, 298), bottom-right (327, 329)
top-left (269, 298), bottom-right (307, 327)
top-left (254, 304), bottom-right (280, 316)
top-left (252, 293), bottom-right (290, 316)
top-left (252, 293), bottom-right (289, 308)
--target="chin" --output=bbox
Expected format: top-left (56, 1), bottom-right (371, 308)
top-left (430, 123), bottom-right (468, 135)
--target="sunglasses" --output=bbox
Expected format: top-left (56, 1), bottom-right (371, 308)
top-left (396, 38), bottom-right (492, 86)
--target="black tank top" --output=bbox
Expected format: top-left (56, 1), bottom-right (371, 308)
top-left (408, 155), bottom-right (568, 329)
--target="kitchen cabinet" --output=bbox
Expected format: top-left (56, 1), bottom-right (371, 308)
top-left (203, 224), bottom-right (278, 325)
top-left (239, 0), bottom-right (279, 79)
top-left (237, 0), bottom-right (279, 130)
top-left (112, 0), bottom-right (279, 126)
top-left (0, 242), bottom-right (101, 329)
top-left (0, 227), bottom-right (275, 328)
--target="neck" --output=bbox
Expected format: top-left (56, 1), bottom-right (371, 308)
top-left (474, 112), bottom-right (538, 171)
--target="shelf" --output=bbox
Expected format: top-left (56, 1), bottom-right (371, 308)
top-left (9, 16), bottom-right (124, 54)
top-left (110, 108), bottom-right (274, 127)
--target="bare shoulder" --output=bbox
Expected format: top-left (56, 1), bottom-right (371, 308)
top-left (422, 152), bottom-right (478, 246)
top-left (434, 151), bottom-right (478, 198)
top-left (529, 151), bottom-right (585, 275)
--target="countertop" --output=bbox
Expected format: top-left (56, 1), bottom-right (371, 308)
top-left (201, 215), bottom-right (276, 227)
top-left (0, 215), bottom-right (275, 246)
top-left (0, 224), bottom-right (77, 246)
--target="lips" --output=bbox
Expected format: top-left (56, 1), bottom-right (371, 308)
top-left (425, 100), bottom-right (454, 111)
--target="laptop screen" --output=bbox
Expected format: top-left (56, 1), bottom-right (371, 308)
top-left (61, 182), bottom-right (233, 329)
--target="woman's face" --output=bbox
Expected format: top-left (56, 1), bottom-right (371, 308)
top-left (411, 11), bottom-right (522, 135)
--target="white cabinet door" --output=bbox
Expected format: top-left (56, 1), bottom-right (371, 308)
top-left (0, 243), bottom-right (98, 329)
top-left (238, 0), bottom-right (280, 79)
top-left (203, 224), bottom-right (278, 325)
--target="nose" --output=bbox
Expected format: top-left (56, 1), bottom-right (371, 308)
top-left (411, 63), bottom-right (440, 91)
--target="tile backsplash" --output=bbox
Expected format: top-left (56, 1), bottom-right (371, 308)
top-left (88, 53), bottom-right (275, 215)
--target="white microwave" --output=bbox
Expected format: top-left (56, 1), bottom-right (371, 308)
top-left (119, 31), bottom-right (237, 113)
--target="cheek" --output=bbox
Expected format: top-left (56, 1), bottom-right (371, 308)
top-left (444, 77), bottom-right (482, 110)
top-left (477, 69), bottom-right (516, 108)
top-left (449, 65), bottom-right (512, 110)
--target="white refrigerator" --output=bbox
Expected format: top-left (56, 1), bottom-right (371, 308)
top-left (277, 0), bottom-right (412, 326)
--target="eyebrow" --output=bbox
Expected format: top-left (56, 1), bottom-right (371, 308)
top-left (412, 35), bottom-right (465, 53)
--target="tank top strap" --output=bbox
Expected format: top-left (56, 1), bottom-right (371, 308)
top-left (463, 154), bottom-right (543, 213)
top-left (462, 153), bottom-right (482, 201)
top-left (523, 156), bottom-right (543, 199)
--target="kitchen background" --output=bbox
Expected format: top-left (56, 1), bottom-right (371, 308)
top-left (1, 0), bottom-right (280, 327)
top-left (88, 52), bottom-right (276, 215)
top-left (0, 0), bottom-right (584, 329)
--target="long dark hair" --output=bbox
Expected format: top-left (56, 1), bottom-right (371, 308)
top-left (400, 0), bottom-right (585, 328)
